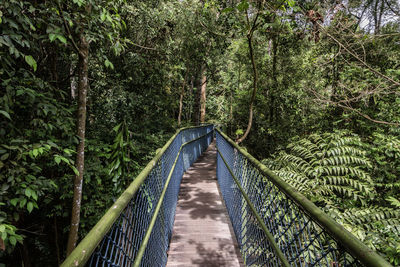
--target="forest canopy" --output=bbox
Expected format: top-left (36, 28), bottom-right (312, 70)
top-left (1, 0), bottom-right (399, 265)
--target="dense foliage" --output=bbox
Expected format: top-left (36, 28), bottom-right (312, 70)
top-left (263, 131), bottom-right (400, 264)
top-left (1, 0), bottom-right (399, 265)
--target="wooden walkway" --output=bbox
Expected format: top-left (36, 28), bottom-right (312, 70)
top-left (166, 143), bottom-right (244, 267)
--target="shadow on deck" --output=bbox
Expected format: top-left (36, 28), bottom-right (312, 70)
top-left (166, 143), bottom-right (244, 267)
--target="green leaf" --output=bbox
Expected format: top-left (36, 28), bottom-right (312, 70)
top-left (54, 155), bottom-right (61, 164)
top-left (56, 35), bottom-right (67, 44)
top-left (71, 166), bottom-right (79, 176)
top-left (101, 9), bottom-right (106, 22)
top-left (10, 236), bottom-right (16, 246)
top-left (24, 55), bottom-right (37, 71)
top-left (0, 153), bottom-right (8, 160)
top-left (222, 7), bottom-right (234, 13)
top-left (287, 0), bottom-right (295, 7)
top-left (16, 89), bottom-right (24, 96)
top-left (10, 199), bottom-right (18, 206)
top-left (105, 59), bottom-right (114, 70)
top-left (0, 225), bottom-right (5, 232)
top-left (386, 196), bottom-right (400, 208)
top-left (113, 123), bottom-right (122, 132)
top-left (49, 33), bottom-right (56, 42)
top-left (50, 33), bottom-right (67, 44)
top-left (27, 202), bottom-right (33, 213)
top-left (25, 188), bottom-right (32, 198)
top-left (19, 198), bottom-right (27, 208)
top-left (31, 191), bottom-right (38, 201)
top-left (73, 0), bottom-right (85, 7)
top-left (0, 110), bottom-right (11, 120)
top-left (237, 0), bottom-right (249, 12)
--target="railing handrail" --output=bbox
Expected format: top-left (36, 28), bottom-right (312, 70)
top-left (215, 128), bottom-right (391, 267)
top-left (61, 125), bottom-right (213, 267)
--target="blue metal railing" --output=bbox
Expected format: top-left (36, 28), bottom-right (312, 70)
top-left (62, 125), bottom-right (391, 267)
top-left (215, 129), bottom-right (390, 267)
top-left (61, 125), bottom-right (213, 267)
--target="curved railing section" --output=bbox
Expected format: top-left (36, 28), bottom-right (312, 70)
top-left (61, 125), bottom-right (214, 267)
top-left (215, 128), bottom-right (391, 267)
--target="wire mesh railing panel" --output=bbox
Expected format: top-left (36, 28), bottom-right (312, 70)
top-left (216, 131), bottom-right (363, 267)
top-left (140, 128), bottom-right (214, 266)
top-left (86, 126), bottom-right (213, 267)
top-left (182, 125), bottom-right (214, 170)
top-left (140, 151), bottom-right (184, 266)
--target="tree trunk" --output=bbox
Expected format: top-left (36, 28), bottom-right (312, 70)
top-left (200, 66), bottom-right (207, 124)
top-left (270, 36), bottom-right (278, 125)
top-left (187, 76), bottom-right (194, 122)
top-left (230, 61), bottom-right (240, 135)
top-left (54, 217), bottom-right (61, 266)
top-left (21, 240), bottom-right (32, 267)
top-left (66, 34), bottom-right (89, 256)
top-left (372, 0), bottom-right (384, 34)
top-left (192, 70), bottom-right (201, 125)
top-left (70, 62), bottom-right (77, 100)
top-left (236, 32), bottom-right (258, 144)
top-left (229, 90), bottom-right (233, 135)
top-left (178, 71), bottom-right (188, 127)
top-left (376, 1), bottom-right (385, 34)
top-left (50, 46), bottom-right (59, 84)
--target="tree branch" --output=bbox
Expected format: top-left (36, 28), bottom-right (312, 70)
top-left (306, 87), bottom-right (399, 126)
top-left (57, 2), bottom-right (84, 58)
top-left (298, 5), bottom-right (400, 87)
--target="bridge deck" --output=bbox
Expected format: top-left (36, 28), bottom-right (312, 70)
top-left (166, 143), bottom-right (244, 267)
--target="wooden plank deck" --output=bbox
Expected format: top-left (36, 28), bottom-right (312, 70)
top-left (166, 142), bottom-right (244, 267)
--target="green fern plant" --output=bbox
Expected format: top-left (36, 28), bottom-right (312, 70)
top-left (263, 130), bottom-right (375, 206)
top-left (263, 130), bottom-right (400, 264)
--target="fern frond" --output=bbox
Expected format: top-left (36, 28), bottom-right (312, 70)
top-left (325, 145), bottom-right (366, 157)
top-left (322, 176), bottom-right (373, 194)
top-left (323, 155), bottom-right (371, 167)
top-left (341, 207), bottom-right (400, 226)
top-left (279, 153), bottom-right (310, 170)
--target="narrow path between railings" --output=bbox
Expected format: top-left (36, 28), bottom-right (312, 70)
top-left (166, 142), bottom-right (244, 267)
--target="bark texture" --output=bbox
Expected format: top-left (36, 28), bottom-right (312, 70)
top-left (66, 34), bottom-right (89, 256)
top-left (236, 32), bottom-right (258, 144)
top-left (192, 70), bottom-right (202, 125)
top-left (200, 66), bottom-right (207, 123)
top-left (178, 71), bottom-right (188, 127)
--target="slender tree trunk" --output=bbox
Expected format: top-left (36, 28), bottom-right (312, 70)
top-left (376, 1), bottom-right (385, 34)
top-left (229, 90), bottom-right (233, 135)
top-left (50, 46), bottom-right (58, 84)
top-left (331, 45), bottom-right (343, 119)
top-left (187, 76), bottom-right (193, 122)
top-left (21, 240), bottom-right (32, 267)
top-left (178, 71), bottom-right (188, 127)
top-left (236, 32), bottom-right (258, 144)
top-left (54, 217), bottom-right (61, 266)
top-left (70, 62), bottom-right (77, 100)
top-left (200, 66), bottom-right (207, 123)
top-left (193, 70), bottom-right (202, 125)
top-left (270, 36), bottom-right (278, 125)
top-left (230, 61), bottom-right (241, 135)
top-left (373, 0), bottom-right (380, 34)
top-left (66, 34), bottom-right (89, 255)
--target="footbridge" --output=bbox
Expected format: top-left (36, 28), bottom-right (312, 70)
top-left (61, 125), bottom-right (391, 267)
